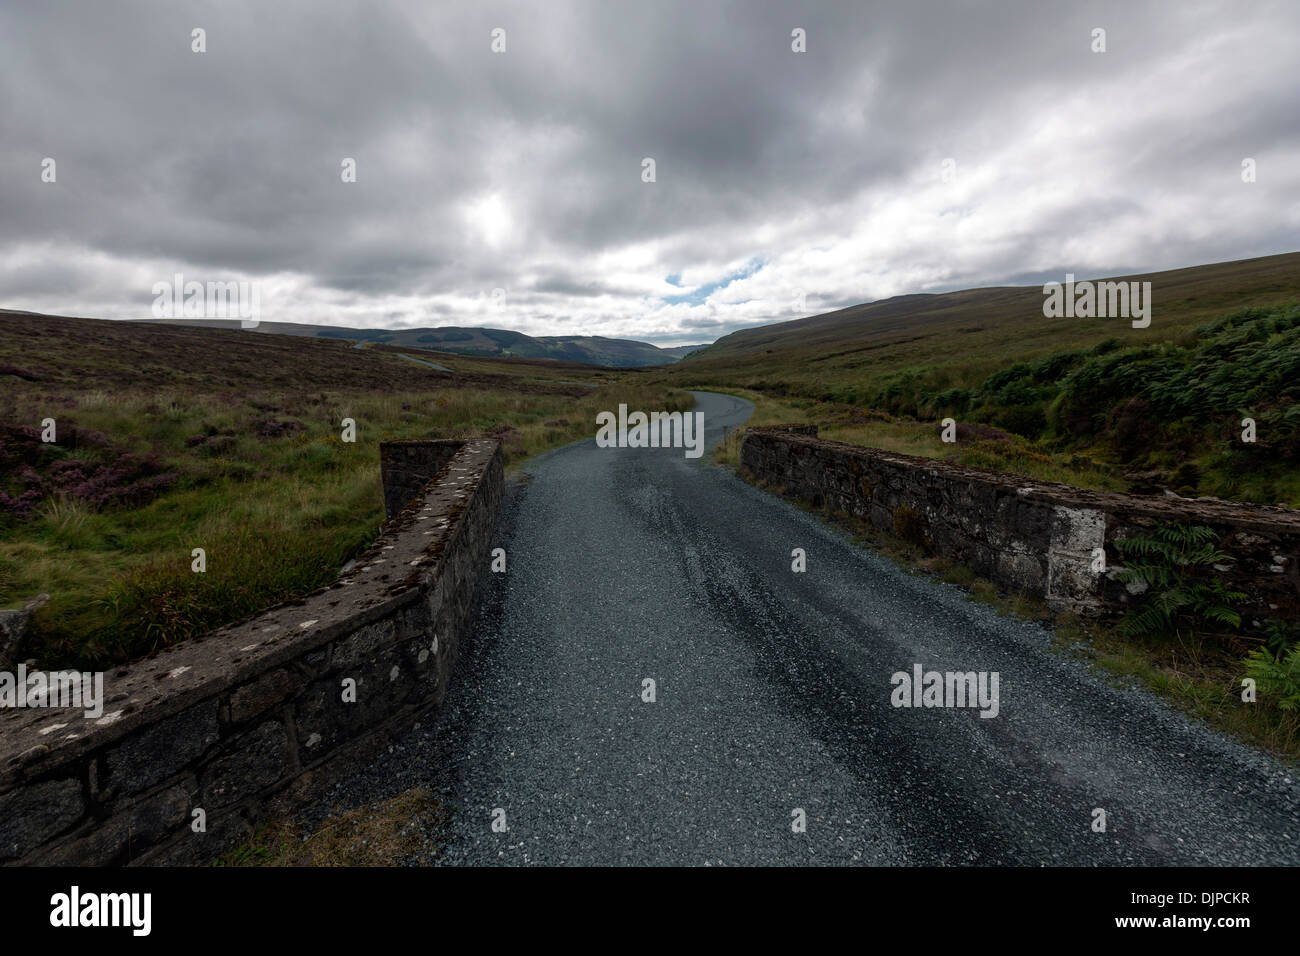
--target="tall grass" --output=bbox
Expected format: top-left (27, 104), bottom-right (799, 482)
top-left (1, 380), bottom-right (692, 668)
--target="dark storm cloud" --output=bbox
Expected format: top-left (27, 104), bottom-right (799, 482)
top-left (0, 0), bottom-right (1296, 344)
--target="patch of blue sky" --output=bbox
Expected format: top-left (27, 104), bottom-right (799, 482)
top-left (661, 258), bottom-right (763, 306)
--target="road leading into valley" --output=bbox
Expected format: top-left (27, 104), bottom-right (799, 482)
top-left (322, 390), bottom-right (1299, 865)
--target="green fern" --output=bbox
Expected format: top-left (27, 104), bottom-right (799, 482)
top-left (1115, 524), bottom-right (1243, 638)
top-left (1263, 619), bottom-right (1300, 658)
top-left (1245, 645), bottom-right (1300, 711)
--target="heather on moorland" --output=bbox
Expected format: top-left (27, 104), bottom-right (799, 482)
top-left (0, 312), bottom-right (689, 669)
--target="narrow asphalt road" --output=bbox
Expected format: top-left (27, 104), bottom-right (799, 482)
top-left (320, 390), bottom-right (1299, 865)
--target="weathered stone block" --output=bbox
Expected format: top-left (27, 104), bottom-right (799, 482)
top-left (0, 776), bottom-right (84, 861)
top-left (104, 700), bottom-right (219, 795)
top-left (43, 782), bottom-right (190, 865)
top-left (331, 619), bottom-right (397, 670)
top-left (295, 645), bottom-right (407, 761)
top-left (200, 720), bottom-right (290, 808)
top-left (137, 807), bottom-right (254, 866)
top-left (229, 666), bottom-right (299, 724)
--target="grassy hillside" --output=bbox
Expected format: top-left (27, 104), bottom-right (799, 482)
top-left (0, 311), bottom-right (687, 668)
top-left (669, 252), bottom-right (1300, 506)
top-left (142, 317), bottom-right (706, 368)
top-left (687, 251), bottom-right (1300, 366)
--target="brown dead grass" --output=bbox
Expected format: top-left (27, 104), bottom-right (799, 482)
top-left (214, 787), bottom-right (443, 867)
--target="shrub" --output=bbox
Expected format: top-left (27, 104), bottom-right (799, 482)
top-left (1262, 619), bottom-right (1300, 658)
top-left (954, 422), bottom-right (1012, 443)
top-left (892, 505), bottom-right (927, 547)
top-left (992, 403), bottom-right (1047, 438)
top-left (930, 388), bottom-right (971, 415)
top-left (1115, 524), bottom-right (1245, 638)
top-left (1107, 397), bottom-right (1158, 460)
top-left (1030, 350), bottom-right (1085, 384)
top-left (1244, 644), bottom-right (1300, 711)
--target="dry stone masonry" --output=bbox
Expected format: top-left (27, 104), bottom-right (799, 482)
top-left (741, 426), bottom-right (1300, 626)
top-left (0, 438), bottom-right (503, 865)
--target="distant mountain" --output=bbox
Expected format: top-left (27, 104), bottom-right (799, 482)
top-left (659, 344), bottom-right (707, 359)
top-left (144, 319), bottom-right (708, 368)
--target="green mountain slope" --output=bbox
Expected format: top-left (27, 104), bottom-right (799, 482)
top-left (677, 251), bottom-right (1300, 390)
top-left (142, 319), bottom-right (706, 368)
top-left (666, 251), bottom-right (1300, 507)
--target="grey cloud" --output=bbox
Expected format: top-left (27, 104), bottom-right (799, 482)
top-left (0, 0), bottom-right (1295, 338)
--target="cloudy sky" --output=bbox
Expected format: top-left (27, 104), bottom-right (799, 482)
top-left (1, 0), bottom-right (1297, 346)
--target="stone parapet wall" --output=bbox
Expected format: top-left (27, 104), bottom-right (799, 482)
top-left (379, 439), bottom-right (464, 519)
top-left (741, 426), bottom-right (1299, 625)
top-left (0, 438), bottom-right (503, 865)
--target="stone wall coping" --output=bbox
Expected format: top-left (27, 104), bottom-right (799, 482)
top-left (745, 428), bottom-right (1300, 533)
top-left (0, 438), bottom-right (500, 784)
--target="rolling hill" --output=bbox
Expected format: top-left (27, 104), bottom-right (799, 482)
top-left (670, 251), bottom-right (1300, 414)
top-left (682, 251), bottom-right (1300, 372)
top-left (142, 318), bottom-right (706, 367)
top-left (666, 251), bottom-right (1300, 507)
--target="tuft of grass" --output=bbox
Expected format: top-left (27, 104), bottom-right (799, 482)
top-left (213, 788), bottom-right (443, 867)
top-left (39, 496), bottom-right (94, 542)
top-left (1054, 624), bottom-right (1300, 761)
